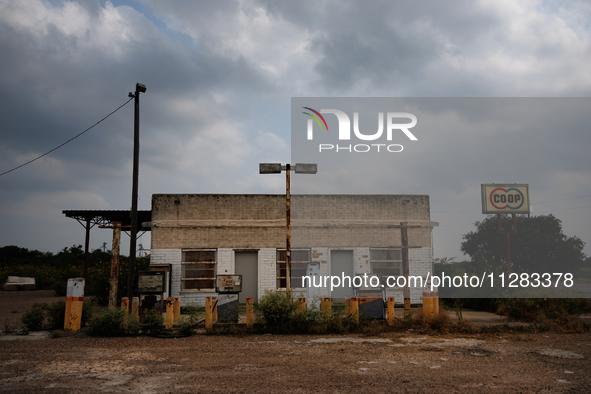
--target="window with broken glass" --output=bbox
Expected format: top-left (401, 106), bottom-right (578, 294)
top-left (181, 249), bottom-right (216, 291)
top-left (370, 248), bottom-right (402, 286)
top-left (276, 249), bottom-right (311, 289)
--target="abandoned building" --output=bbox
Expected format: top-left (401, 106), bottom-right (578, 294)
top-left (149, 194), bottom-right (438, 307)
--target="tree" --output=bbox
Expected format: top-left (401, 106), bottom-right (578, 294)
top-left (461, 214), bottom-right (586, 274)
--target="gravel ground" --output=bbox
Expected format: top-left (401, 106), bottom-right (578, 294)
top-left (1, 291), bottom-right (590, 393)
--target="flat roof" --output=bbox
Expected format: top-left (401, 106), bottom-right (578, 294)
top-left (62, 210), bottom-right (152, 231)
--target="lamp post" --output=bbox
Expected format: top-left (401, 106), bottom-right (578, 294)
top-left (259, 163), bottom-right (317, 295)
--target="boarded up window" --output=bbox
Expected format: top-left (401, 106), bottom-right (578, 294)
top-left (182, 250), bottom-right (216, 290)
top-left (370, 248), bottom-right (402, 283)
top-left (276, 249), bottom-right (311, 289)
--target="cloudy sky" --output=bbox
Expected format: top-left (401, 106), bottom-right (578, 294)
top-left (0, 0), bottom-right (590, 261)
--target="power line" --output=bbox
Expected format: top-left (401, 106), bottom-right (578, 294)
top-left (433, 193), bottom-right (591, 214)
top-left (0, 97), bottom-right (134, 178)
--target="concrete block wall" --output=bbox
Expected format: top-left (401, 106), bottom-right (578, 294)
top-left (258, 248), bottom-right (276, 299)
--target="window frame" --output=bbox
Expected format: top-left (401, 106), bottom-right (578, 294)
top-left (276, 248), bottom-right (311, 290)
top-left (369, 248), bottom-right (403, 287)
top-left (181, 249), bottom-right (217, 291)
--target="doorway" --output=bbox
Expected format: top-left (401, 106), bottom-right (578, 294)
top-left (330, 250), bottom-right (354, 300)
top-left (235, 251), bottom-right (258, 303)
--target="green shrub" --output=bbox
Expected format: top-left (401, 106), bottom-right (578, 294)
top-left (45, 300), bottom-right (66, 329)
top-left (256, 291), bottom-right (300, 333)
top-left (21, 306), bottom-right (46, 331)
top-left (141, 309), bottom-right (165, 335)
top-left (86, 308), bottom-right (129, 337)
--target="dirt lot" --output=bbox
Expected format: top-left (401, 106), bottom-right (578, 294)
top-left (1, 291), bottom-right (591, 393)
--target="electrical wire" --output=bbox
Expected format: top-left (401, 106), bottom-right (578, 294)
top-left (0, 97), bottom-right (134, 178)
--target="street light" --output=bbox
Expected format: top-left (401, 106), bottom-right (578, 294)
top-left (260, 162), bottom-right (317, 295)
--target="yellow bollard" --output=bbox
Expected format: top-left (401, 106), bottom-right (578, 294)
top-left (131, 297), bottom-right (140, 321)
top-left (246, 297), bottom-right (254, 329)
top-left (422, 292), bottom-right (433, 321)
top-left (298, 297), bottom-right (306, 314)
top-left (345, 296), bottom-right (351, 317)
top-left (64, 278), bottom-right (85, 332)
top-left (173, 296), bottom-right (181, 322)
top-left (320, 297), bottom-right (331, 317)
top-left (404, 297), bottom-right (411, 317)
top-left (351, 297), bottom-right (359, 323)
top-left (165, 297), bottom-right (174, 329)
top-left (205, 296), bottom-right (213, 330)
top-left (432, 293), bottom-right (439, 317)
top-left (388, 297), bottom-right (395, 326)
top-left (64, 297), bottom-right (72, 331)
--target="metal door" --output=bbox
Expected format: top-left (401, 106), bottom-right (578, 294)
top-left (330, 250), bottom-right (354, 300)
top-left (235, 251), bottom-right (258, 303)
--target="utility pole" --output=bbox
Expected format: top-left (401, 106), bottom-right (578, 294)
top-left (127, 83), bottom-right (146, 302)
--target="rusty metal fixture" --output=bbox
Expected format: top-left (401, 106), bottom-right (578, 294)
top-left (286, 164), bottom-right (291, 294)
top-left (108, 222), bottom-right (121, 308)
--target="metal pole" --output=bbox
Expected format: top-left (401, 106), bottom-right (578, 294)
top-left (286, 164), bottom-right (291, 295)
top-left (83, 217), bottom-right (90, 281)
top-left (128, 84), bottom-right (142, 301)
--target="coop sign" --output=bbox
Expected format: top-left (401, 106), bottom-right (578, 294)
top-left (481, 184), bottom-right (530, 214)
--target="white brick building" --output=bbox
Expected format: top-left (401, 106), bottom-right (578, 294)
top-left (150, 194), bottom-right (438, 307)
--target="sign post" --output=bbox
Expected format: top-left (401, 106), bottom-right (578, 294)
top-left (481, 184), bottom-right (530, 268)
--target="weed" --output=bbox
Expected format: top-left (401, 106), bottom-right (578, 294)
top-left (86, 308), bottom-right (129, 337)
top-left (21, 306), bottom-right (45, 331)
top-left (51, 330), bottom-right (61, 339)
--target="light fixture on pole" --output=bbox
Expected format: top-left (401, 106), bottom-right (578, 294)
top-left (259, 162), bottom-right (317, 295)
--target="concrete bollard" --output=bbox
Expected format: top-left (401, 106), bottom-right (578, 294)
top-left (388, 297), bottom-right (395, 326)
top-left (165, 297), bottom-right (174, 329)
top-left (64, 278), bottom-right (85, 332)
top-left (298, 297), bottom-right (306, 314)
top-left (174, 296), bottom-right (181, 322)
top-left (205, 296), bottom-right (213, 330)
top-left (432, 293), bottom-right (440, 317)
top-left (345, 296), bottom-right (351, 317)
top-left (246, 297), bottom-right (254, 329)
top-left (422, 292), bottom-right (433, 321)
top-left (351, 297), bottom-right (359, 323)
top-left (320, 297), bottom-right (331, 317)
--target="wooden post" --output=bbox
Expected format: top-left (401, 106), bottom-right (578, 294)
top-left (108, 222), bottom-right (121, 308)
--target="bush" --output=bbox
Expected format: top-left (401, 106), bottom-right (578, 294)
top-left (21, 306), bottom-right (46, 331)
top-left (256, 291), bottom-right (299, 333)
top-left (45, 300), bottom-right (66, 329)
top-left (141, 309), bottom-right (165, 335)
top-left (86, 308), bottom-right (129, 337)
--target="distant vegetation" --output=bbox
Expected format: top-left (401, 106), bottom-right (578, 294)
top-left (0, 245), bottom-right (149, 305)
